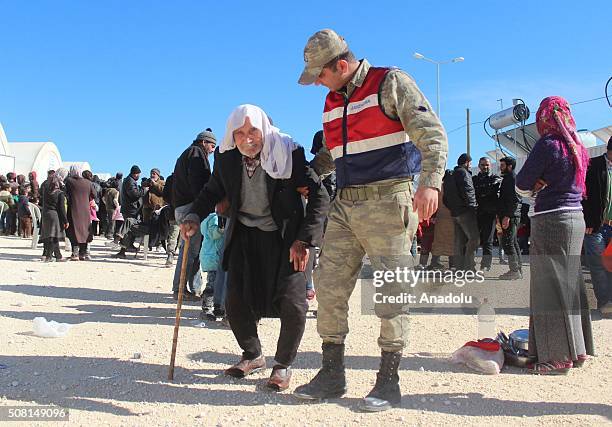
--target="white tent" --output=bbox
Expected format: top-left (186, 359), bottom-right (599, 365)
top-left (592, 125), bottom-right (612, 144)
top-left (9, 142), bottom-right (63, 180)
top-left (95, 173), bottom-right (112, 181)
top-left (63, 161), bottom-right (92, 173)
top-left (0, 122), bottom-right (15, 173)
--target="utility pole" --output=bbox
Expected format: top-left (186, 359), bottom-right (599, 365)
top-left (466, 108), bottom-right (471, 157)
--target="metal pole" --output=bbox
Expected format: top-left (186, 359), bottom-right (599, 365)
top-left (466, 108), bottom-right (471, 157)
top-left (436, 63), bottom-right (441, 118)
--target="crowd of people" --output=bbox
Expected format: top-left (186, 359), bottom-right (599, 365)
top-left (1, 28), bottom-right (610, 412)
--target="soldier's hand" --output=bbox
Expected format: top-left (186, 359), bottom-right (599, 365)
top-left (289, 240), bottom-right (310, 272)
top-left (413, 186), bottom-right (438, 222)
top-left (180, 220), bottom-right (199, 240)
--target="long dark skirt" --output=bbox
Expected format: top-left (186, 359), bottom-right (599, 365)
top-left (225, 222), bottom-right (308, 365)
top-left (528, 210), bottom-right (595, 362)
top-left (227, 222), bottom-right (285, 319)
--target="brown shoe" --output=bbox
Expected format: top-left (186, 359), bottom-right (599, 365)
top-left (172, 291), bottom-right (200, 302)
top-left (266, 365), bottom-right (291, 391)
top-left (224, 355), bottom-right (266, 378)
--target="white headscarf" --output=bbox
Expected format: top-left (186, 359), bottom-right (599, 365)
top-left (219, 104), bottom-right (298, 179)
top-left (55, 167), bottom-right (69, 183)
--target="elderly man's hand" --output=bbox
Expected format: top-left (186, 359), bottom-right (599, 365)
top-left (180, 220), bottom-right (199, 240)
top-left (289, 240), bottom-right (310, 272)
top-left (413, 186), bottom-right (439, 222)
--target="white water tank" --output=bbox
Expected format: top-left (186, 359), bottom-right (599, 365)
top-left (489, 104), bottom-right (530, 130)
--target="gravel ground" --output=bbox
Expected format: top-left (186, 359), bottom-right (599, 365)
top-left (0, 235), bottom-right (611, 426)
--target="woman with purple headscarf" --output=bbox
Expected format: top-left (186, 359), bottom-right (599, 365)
top-left (516, 96), bottom-right (594, 375)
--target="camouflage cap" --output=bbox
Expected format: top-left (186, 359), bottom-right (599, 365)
top-left (298, 29), bottom-right (348, 85)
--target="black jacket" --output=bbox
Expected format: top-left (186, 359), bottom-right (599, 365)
top-left (190, 147), bottom-right (330, 271)
top-left (90, 181), bottom-right (102, 206)
top-left (173, 143), bottom-right (211, 208)
top-left (473, 171), bottom-right (501, 215)
top-left (162, 173), bottom-right (175, 221)
top-left (442, 166), bottom-right (477, 217)
top-left (498, 171), bottom-right (521, 218)
top-left (582, 154), bottom-right (609, 232)
top-left (120, 175), bottom-right (146, 219)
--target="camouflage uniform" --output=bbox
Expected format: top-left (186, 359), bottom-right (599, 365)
top-left (311, 59), bottom-right (448, 352)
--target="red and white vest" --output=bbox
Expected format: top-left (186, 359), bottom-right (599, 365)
top-left (322, 66), bottom-right (421, 188)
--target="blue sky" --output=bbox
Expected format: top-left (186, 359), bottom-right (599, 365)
top-left (1, 1), bottom-right (610, 179)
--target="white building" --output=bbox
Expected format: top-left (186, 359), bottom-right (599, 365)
top-left (9, 142), bottom-right (63, 180)
top-left (63, 161), bottom-right (92, 173)
top-left (0, 123), bottom-right (15, 173)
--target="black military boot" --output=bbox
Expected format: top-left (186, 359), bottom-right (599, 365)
top-left (293, 343), bottom-right (346, 400)
top-left (360, 351), bottom-right (402, 412)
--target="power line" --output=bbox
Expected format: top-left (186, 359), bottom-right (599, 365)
top-left (569, 95), bottom-right (609, 106)
top-left (447, 121), bottom-right (485, 134)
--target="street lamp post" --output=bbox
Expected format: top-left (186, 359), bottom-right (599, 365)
top-left (413, 52), bottom-right (464, 119)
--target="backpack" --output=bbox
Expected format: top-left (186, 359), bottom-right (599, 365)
top-left (442, 170), bottom-right (454, 209)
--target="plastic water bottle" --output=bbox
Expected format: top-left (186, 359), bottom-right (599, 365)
top-left (477, 298), bottom-right (496, 339)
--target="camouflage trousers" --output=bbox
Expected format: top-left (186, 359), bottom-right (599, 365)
top-left (314, 179), bottom-right (418, 352)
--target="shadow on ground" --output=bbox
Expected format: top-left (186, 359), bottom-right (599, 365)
top-left (0, 355), bottom-right (610, 419)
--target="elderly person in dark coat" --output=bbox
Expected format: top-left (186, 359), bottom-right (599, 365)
top-left (181, 105), bottom-right (329, 392)
top-left (65, 164), bottom-right (94, 260)
top-left (40, 176), bottom-right (69, 262)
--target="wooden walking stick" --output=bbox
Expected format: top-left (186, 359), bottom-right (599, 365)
top-left (168, 235), bottom-right (191, 381)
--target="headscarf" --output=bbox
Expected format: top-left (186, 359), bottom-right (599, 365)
top-left (536, 96), bottom-right (589, 195)
top-left (69, 164), bottom-right (83, 178)
top-left (29, 171), bottom-right (39, 193)
top-left (55, 167), bottom-right (69, 183)
top-left (48, 175), bottom-right (62, 192)
top-left (219, 104), bottom-right (299, 179)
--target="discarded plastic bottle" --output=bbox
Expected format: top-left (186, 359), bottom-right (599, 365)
top-left (477, 298), bottom-right (496, 339)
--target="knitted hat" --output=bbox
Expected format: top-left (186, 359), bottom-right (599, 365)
top-left (150, 168), bottom-right (161, 176)
top-left (130, 165), bottom-right (141, 174)
top-left (195, 128), bottom-right (216, 144)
